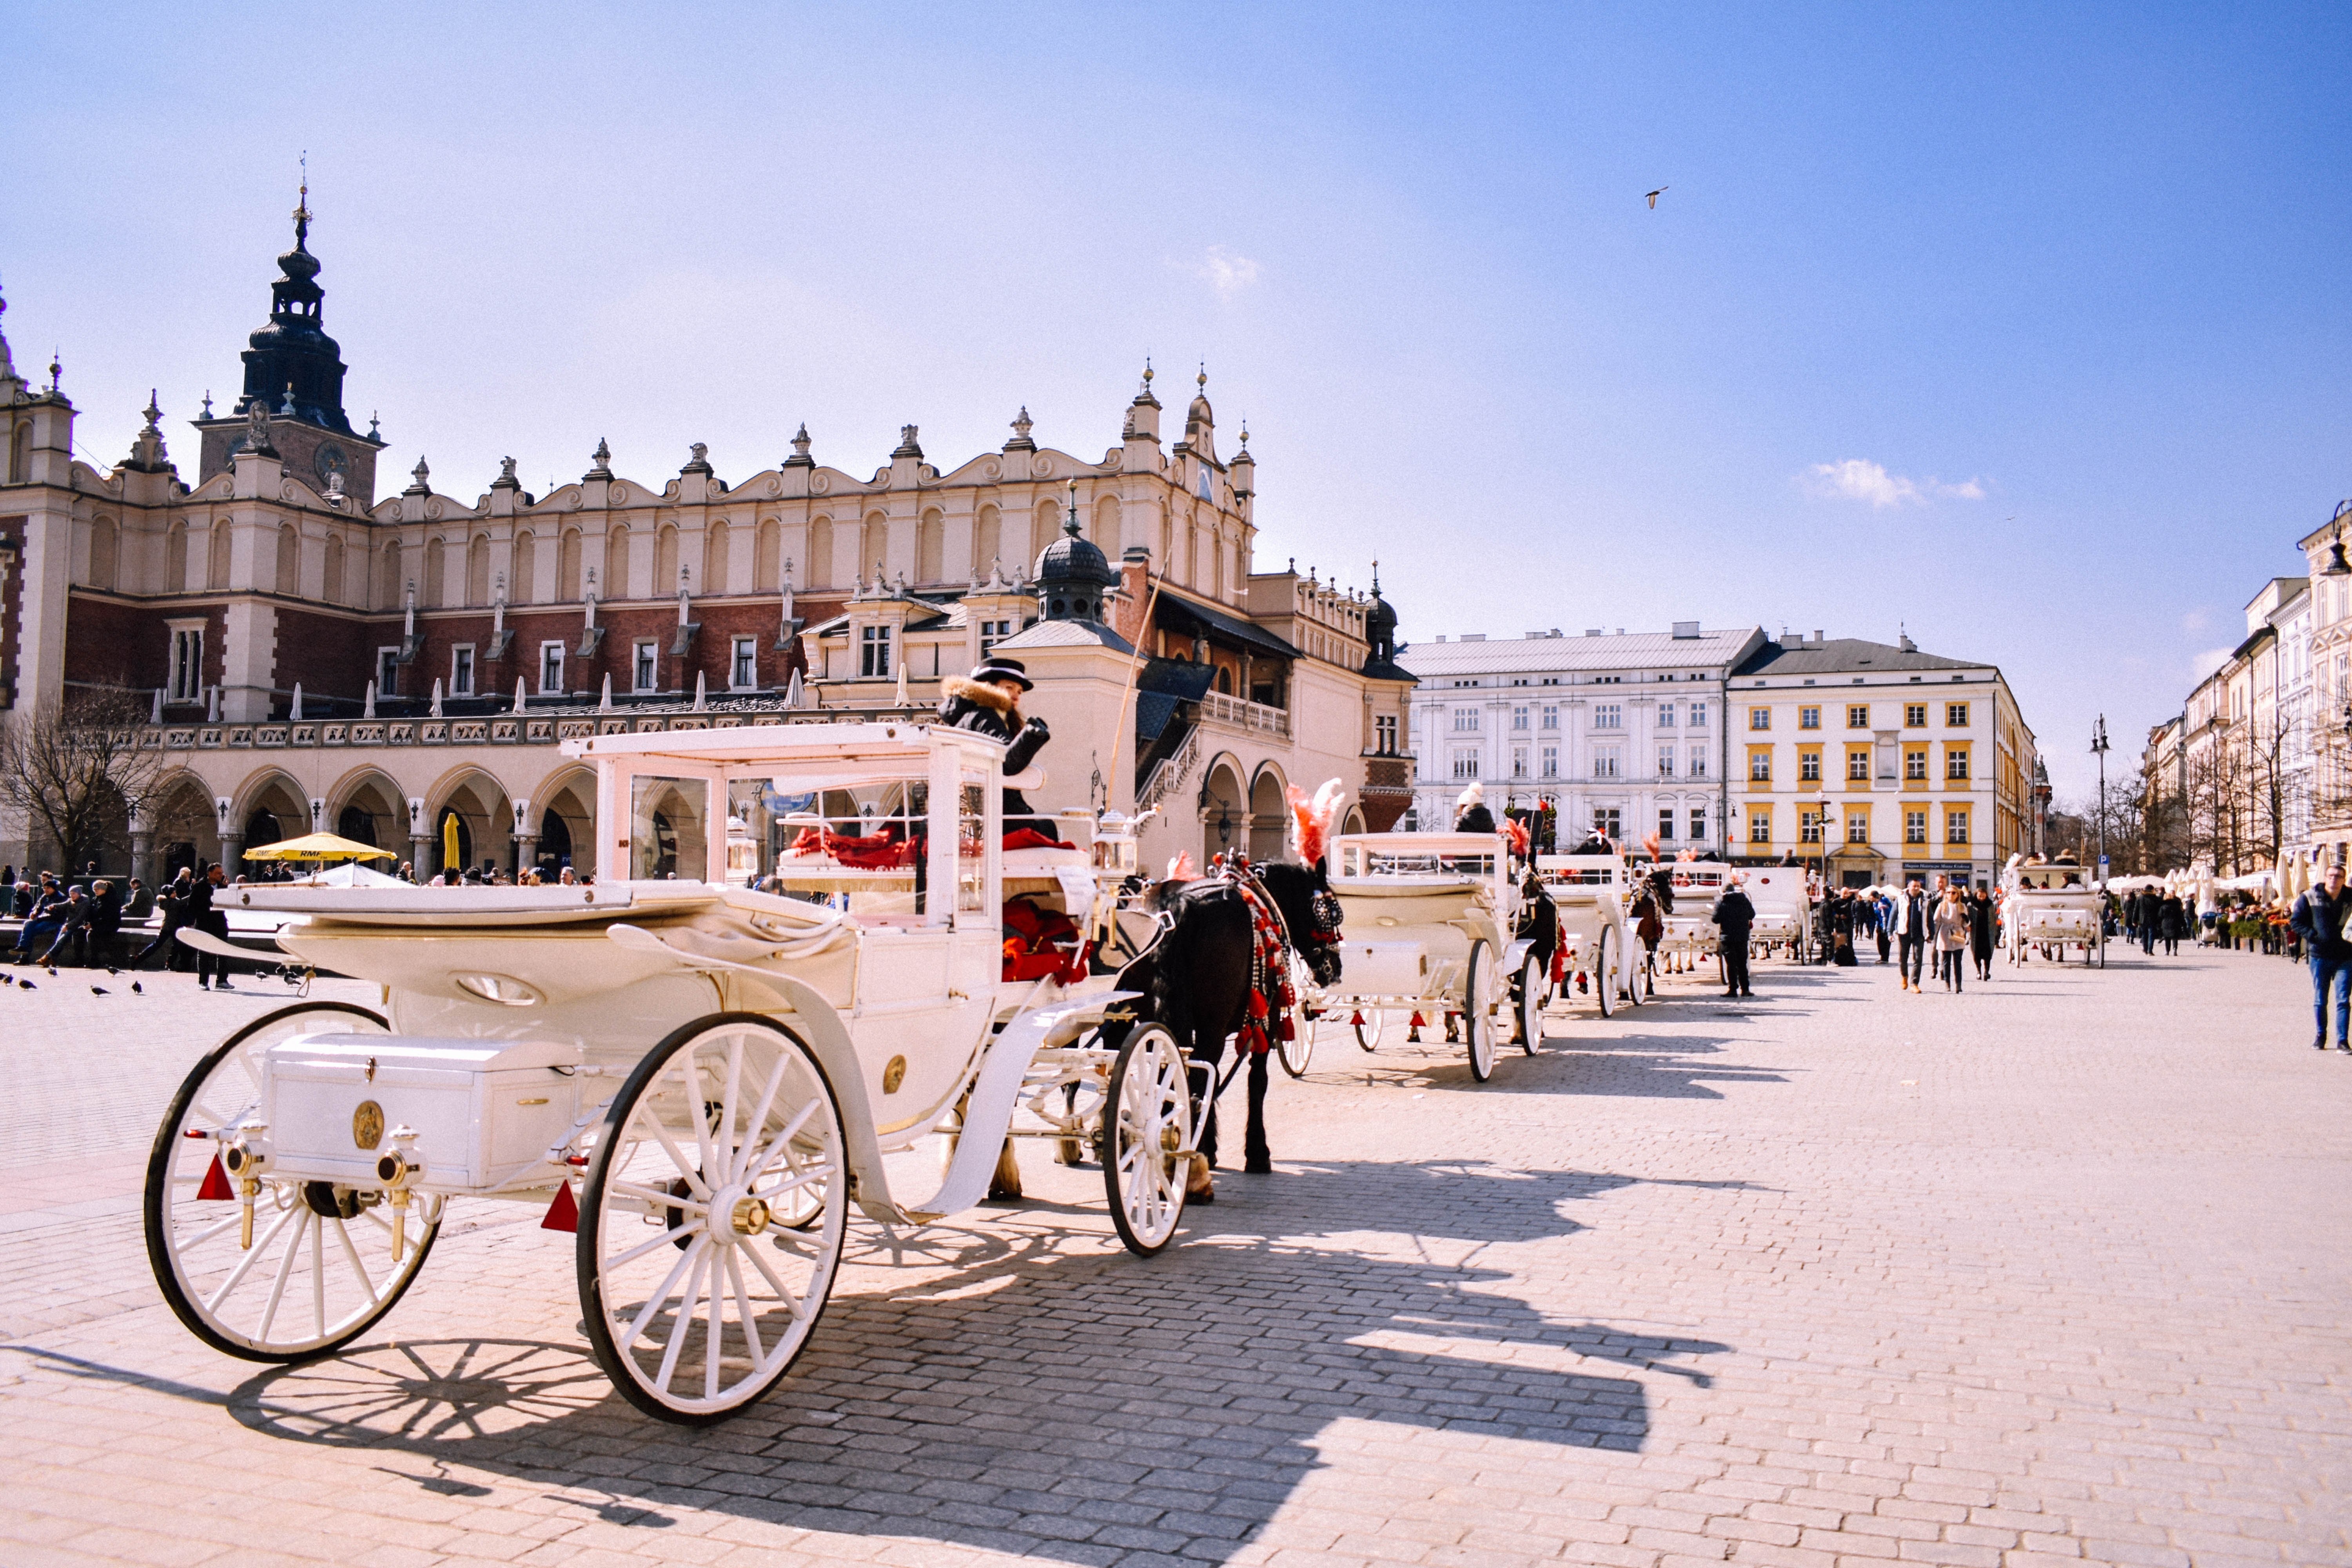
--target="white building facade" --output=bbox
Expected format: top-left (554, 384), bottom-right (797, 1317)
top-left (1399, 624), bottom-right (1767, 852)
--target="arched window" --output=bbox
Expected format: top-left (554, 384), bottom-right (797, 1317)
top-left (322, 533), bottom-right (344, 604)
top-left (276, 524), bottom-right (301, 595)
top-left (603, 525), bottom-right (630, 599)
top-left (7, 420), bottom-right (28, 483)
top-left (466, 534), bottom-right (491, 606)
top-left (974, 505), bottom-right (1001, 579)
top-left (87, 516), bottom-right (117, 590)
top-left (703, 521), bottom-right (730, 595)
top-left (656, 524), bottom-right (680, 597)
top-left (423, 537), bottom-right (446, 608)
top-left (1093, 494), bottom-right (1120, 556)
top-left (377, 539), bottom-right (403, 610)
top-left (207, 519), bottom-right (230, 592)
top-left (166, 521), bottom-right (188, 592)
top-left (558, 528), bottom-right (582, 601)
top-left (754, 518), bottom-right (779, 592)
top-left (808, 517), bottom-right (833, 588)
top-left (860, 513), bottom-right (888, 584)
top-left (917, 509), bottom-right (944, 584)
top-left (512, 530), bottom-right (536, 603)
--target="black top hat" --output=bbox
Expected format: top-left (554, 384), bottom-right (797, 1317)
top-left (970, 656), bottom-right (1033, 691)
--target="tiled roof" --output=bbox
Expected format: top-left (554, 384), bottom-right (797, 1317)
top-left (1731, 637), bottom-right (1983, 677)
top-left (1399, 627), bottom-right (1762, 676)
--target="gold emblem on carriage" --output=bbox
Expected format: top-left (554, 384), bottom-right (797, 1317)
top-left (881, 1055), bottom-right (908, 1094)
top-left (352, 1099), bottom-right (385, 1151)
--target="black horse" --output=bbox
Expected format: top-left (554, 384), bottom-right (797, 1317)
top-left (1116, 860), bottom-right (1342, 1185)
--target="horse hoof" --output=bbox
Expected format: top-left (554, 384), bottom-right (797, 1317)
top-left (1186, 1181), bottom-right (1215, 1205)
top-left (1244, 1158), bottom-right (1274, 1174)
top-left (987, 1183), bottom-right (1023, 1202)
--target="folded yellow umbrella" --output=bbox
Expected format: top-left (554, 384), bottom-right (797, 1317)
top-left (241, 831), bottom-right (395, 862)
top-left (443, 813), bottom-right (461, 871)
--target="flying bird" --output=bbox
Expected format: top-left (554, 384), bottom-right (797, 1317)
top-left (1645, 187), bottom-right (1668, 209)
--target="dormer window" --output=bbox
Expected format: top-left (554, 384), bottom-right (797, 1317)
top-left (860, 624), bottom-right (893, 679)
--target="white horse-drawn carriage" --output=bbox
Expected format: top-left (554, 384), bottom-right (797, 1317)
top-left (143, 721), bottom-right (1215, 1424)
top-left (2003, 855), bottom-right (2106, 966)
top-left (1635, 860), bottom-right (1727, 976)
top-left (1301, 831), bottom-right (1536, 1080)
top-left (1532, 853), bottom-right (1639, 1018)
top-left (1743, 866), bottom-right (1815, 960)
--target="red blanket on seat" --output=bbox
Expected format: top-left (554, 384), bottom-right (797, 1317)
top-left (785, 826), bottom-right (916, 870)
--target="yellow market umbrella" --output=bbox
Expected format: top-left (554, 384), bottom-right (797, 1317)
top-left (241, 831), bottom-right (395, 862)
top-left (442, 813), bottom-right (462, 873)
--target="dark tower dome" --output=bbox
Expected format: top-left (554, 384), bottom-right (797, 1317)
top-left (1034, 481), bottom-right (1120, 624)
top-left (236, 183), bottom-right (356, 436)
top-left (1363, 563), bottom-right (1403, 671)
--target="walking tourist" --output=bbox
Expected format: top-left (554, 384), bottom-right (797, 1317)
top-left (2159, 891), bottom-right (2185, 956)
top-left (1713, 874), bottom-right (1755, 998)
top-left (1934, 886), bottom-right (1970, 992)
top-left (2290, 861), bottom-right (2352, 1052)
top-left (1969, 885), bottom-right (1995, 980)
top-left (1891, 878), bottom-right (1928, 992)
top-left (134, 867), bottom-right (194, 971)
top-left (191, 864), bottom-right (233, 990)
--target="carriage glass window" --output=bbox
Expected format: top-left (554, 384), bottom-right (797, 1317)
top-left (958, 780), bottom-right (987, 913)
top-left (630, 776), bottom-right (710, 881)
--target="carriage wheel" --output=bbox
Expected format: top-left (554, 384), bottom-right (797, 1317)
top-left (1463, 940), bottom-right (1497, 1082)
top-left (579, 1014), bottom-right (848, 1425)
top-left (1278, 955), bottom-right (1317, 1080)
top-left (1619, 935), bottom-right (1642, 1010)
top-left (1594, 928), bottom-right (1616, 1018)
top-left (1516, 953), bottom-right (1546, 1054)
top-left (1352, 1007), bottom-right (1385, 1052)
top-left (1103, 1024), bottom-right (1191, 1256)
top-left (145, 1000), bottom-right (441, 1362)
top-left (2096, 928), bottom-right (2107, 969)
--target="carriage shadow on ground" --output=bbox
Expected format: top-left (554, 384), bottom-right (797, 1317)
top-left (141, 1160), bottom-right (1736, 1565)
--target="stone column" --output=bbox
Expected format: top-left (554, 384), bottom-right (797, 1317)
top-left (219, 833), bottom-right (245, 882)
top-left (410, 835), bottom-right (432, 882)
top-left (515, 835), bottom-right (539, 880)
top-left (130, 830), bottom-right (154, 890)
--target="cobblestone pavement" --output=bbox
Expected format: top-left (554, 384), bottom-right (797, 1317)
top-left (2, 947), bottom-right (2348, 1567)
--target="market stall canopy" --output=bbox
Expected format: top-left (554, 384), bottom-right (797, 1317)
top-left (289, 862), bottom-right (406, 887)
top-left (240, 832), bottom-right (395, 862)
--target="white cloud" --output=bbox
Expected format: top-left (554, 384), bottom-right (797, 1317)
top-left (1800, 458), bottom-right (1986, 508)
top-left (2191, 647), bottom-right (2231, 680)
top-left (1194, 246), bottom-right (1261, 299)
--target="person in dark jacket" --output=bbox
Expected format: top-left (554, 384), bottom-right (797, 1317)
top-left (936, 657), bottom-right (1054, 838)
top-left (1454, 783), bottom-right (1496, 836)
top-left (189, 864), bottom-right (234, 990)
top-left (2290, 862), bottom-right (2352, 1050)
top-left (1713, 877), bottom-right (1755, 998)
top-left (2158, 893), bottom-right (2186, 956)
top-left (135, 867), bottom-right (194, 971)
top-left (1969, 886), bottom-right (1996, 980)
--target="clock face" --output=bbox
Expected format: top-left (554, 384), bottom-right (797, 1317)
top-left (314, 443), bottom-right (348, 485)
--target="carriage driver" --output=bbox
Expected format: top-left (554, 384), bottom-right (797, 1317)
top-left (937, 656), bottom-right (1056, 839)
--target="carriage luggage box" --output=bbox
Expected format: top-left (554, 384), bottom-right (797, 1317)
top-left (262, 1034), bottom-right (582, 1192)
top-left (1338, 940), bottom-right (1430, 997)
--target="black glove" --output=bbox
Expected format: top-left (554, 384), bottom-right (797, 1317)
top-left (1004, 715), bottom-right (1049, 776)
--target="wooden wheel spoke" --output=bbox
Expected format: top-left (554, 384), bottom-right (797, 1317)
top-left (205, 1201), bottom-right (300, 1316)
top-left (256, 1210), bottom-right (311, 1343)
top-left (619, 1235), bottom-right (706, 1354)
top-left (653, 1246), bottom-right (711, 1395)
top-left (332, 1218), bottom-right (381, 1307)
top-left (737, 1229), bottom-right (808, 1322)
top-left (737, 1098), bottom-right (820, 1192)
top-left (724, 1249), bottom-right (766, 1367)
top-left (730, 1053), bottom-right (794, 1183)
top-left (612, 1181), bottom-right (706, 1215)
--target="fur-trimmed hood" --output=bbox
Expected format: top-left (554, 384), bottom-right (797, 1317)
top-left (940, 675), bottom-right (1016, 713)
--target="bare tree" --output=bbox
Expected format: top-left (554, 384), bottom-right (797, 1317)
top-left (0, 688), bottom-right (169, 873)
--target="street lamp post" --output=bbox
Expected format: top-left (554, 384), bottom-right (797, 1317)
top-left (2091, 715), bottom-right (2109, 887)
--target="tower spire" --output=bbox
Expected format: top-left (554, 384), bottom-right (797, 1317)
top-left (292, 152), bottom-right (311, 250)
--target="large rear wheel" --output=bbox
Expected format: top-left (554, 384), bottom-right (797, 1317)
top-left (1594, 928), bottom-right (1616, 1018)
top-left (1516, 953), bottom-right (1546, 1054)
top-left (1463, 941), bottom-right (1497, 1082)
top-left (145, 1001), bottom-right (438, 1362)
top-left (578, 1014), bottom-right (848, 1426)
top-left (1103, 1024), bottom-right (1192, 1256)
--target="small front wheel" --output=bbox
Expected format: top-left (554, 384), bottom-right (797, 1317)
top-left (578, 1014), bottom-right (849, 1426)
top-left (1278, 956), bottom-right (1317, 1080)
top-left (1463, 941), bottom-right (1497, 1083)
top-left (1595, 927), bottom-right (1616, 1019)
top-left (1104, 1024), bottom-right (1192, 1256)
top-left (1353, 1007), bottom-right (1384, 1052)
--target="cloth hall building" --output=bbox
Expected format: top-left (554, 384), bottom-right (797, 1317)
top-left (0, 203), bottom-right (1416, 882)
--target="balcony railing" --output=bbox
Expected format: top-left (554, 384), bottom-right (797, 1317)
top-left (1199, 691), bottom-right (1291, 738)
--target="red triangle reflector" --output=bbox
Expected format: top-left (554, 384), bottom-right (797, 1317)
top-left (1408, 1012), bottom-right (1426, 1029)
top-left (195, 1153), bottom-right (233, 1201)
top-left (1349, 1011), bottom-right (1364, 1026)
top-left (541, 1181), bottom-right (579, 1232)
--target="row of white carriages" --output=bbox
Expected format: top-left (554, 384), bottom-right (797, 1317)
top-left (144, 719), bottom-right (1809, 1427)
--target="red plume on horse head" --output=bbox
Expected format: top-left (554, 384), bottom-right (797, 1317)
top-left (1285, 779), bottom-right (1346, 866)
top-left (1643, 831), bottom-right (1662, 862)
top-left (1504, 818), bottom-right (1531, 857)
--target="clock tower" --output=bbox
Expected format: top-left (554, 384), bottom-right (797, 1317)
top-left (192, 182), bottom-right (385, 504)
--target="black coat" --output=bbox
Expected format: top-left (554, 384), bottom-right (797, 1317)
top-left (2292, 887), bottom-right (2350, 960)
top-left (1713, 887), bottom-right (1755, 935)
top-left (938, 677), bottom-right (1051, 829)
top-left (1968, 895), bottom-right (1994, 957)
top-left (1456, 804), bottom-right (1497, 834)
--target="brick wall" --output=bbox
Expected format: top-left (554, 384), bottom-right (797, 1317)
top-left (272, 604), bottom-right (383, 702)
top-left (398, 595), bottom-right (834, 701)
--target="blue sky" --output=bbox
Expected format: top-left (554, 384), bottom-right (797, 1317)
top-left (7, 2), bottom-right (2346, 797)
